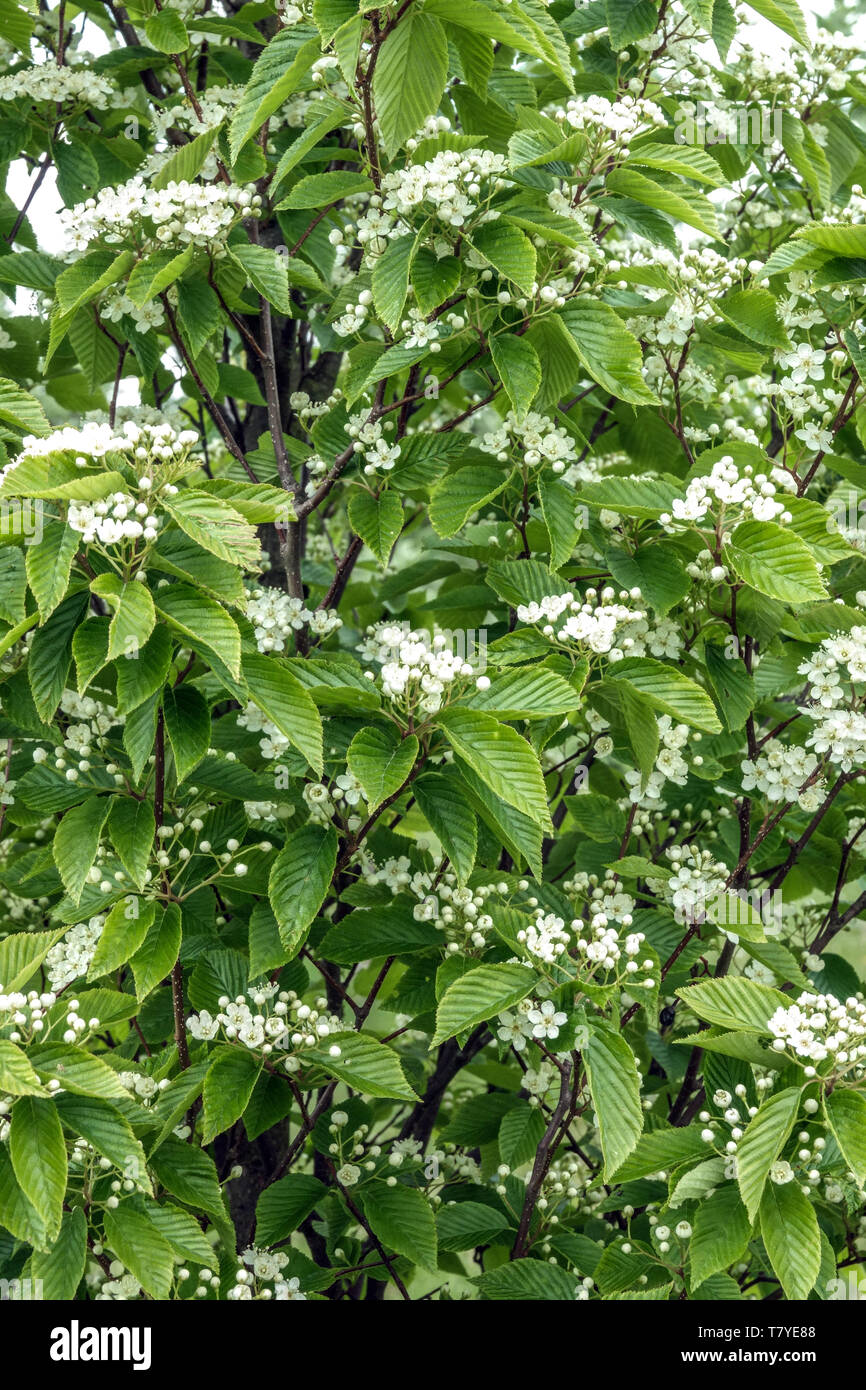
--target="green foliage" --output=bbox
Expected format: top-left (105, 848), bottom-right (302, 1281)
top-left (0, 0), bottom-right (862, 1309)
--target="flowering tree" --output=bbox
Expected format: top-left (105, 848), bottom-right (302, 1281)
top-left (0, 0), bottom-right (865, 1306)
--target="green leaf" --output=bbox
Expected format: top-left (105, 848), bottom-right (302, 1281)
top-left (154, 584), bottom-right (242, 681)
top-left (373, 10), bottom-right (449, 151)
top-left (477, 1258), bottom-right (578, 1300)
top-left (539, 475), bottom-right (581, 570)
top-left (743, 0), bottom-right (810, 47)
top-left (0, 928), bottom-right (67, 994)
top-left (724, 520), bottom-right (827, 604)
top-left (736, 1087), bottom-right (802, 1221)
top-left (278, 169), bottom-right (374, 210)
top-left (107, 798), bottom-right (155, 891)
top-left (28, 592), bottom-right (88, 721)
top-left (412, 246), bottom-right (461, 315)
top-left (438, 1200), bottom-right (510, 1251)
top-left (465, 667), bottom-right (578, 720)
top-left (163, 684), bottom-right (210, 783)
top-left (717, 288), bottom-right (790, 349)
top-left (437, 707), bottom-right (552, 831)
top-left (126, 245), bottom-right (194, 306)
top-left (704, 643), bottom-right (755, 732)
top-left (163, 490), bottom-right (261, 570)
top-left (55, 1094), bottom-right (150, 1189)
top-left (201, 1047), bottom-right (262, 1143)
top-left (429, 464), bottom-right (510, 537)
top-left (25, 521), bottom-right (77, 620)
top-left (103, 1206), bottom-right (175, 1300)
top-left (607, 657), bottom-right (722, 734)
top-left (470, 219), bottom-right (536, 294)
top-left (676, 976), bottom-right (789, 1032)
top-left (824, 1089), bottom-right (866, 1186)
top-left (242, 652), bottom-right (324, 775)
top-left (144, 7), bottom-right (189, 52)
top-left (606, 166), bottom-right (720, 238)
top-left (414, 772), bottom-right (477, 883)
top-left (90, 573), bottom-right (156, 661)
top-left (498, 1101), bottom-right (545, 1170)
top-left (152, 128), bottom-right (216, 190)
top-left (347, 724), bottom-right (418, 811)
top-left (9, 1096), bottom-right (66, 1237)
top-left (760, 1178), bottom-right (820, 1300)
top-left (359, 1183), bottom-right (437, 1271)
top-left (305, 1033), bottom-right (418, 1101)
top-left (52, 796), bottom-right (111, 903)
top-left (689, 1185), bottom-right (752, 1288)
top-left (254, 1173), bottom-right (328, 1247)
top-left (558, 302), bottom-right (658, 406)
top-left (371, 233), bottom-right (417, 333)
top-left (348, 488), bottom-right (404, 566)
top-left (88, 898), bottom-right (155, 979)
top-left (0, 377), bottom-right (50, 435)
top-left (584, 1024), bottom-right (643, 1180)
top-left (319, 901), bottom-right (441, 963)
top-left (29, 1043), bottom-right (130, 1101)
top-left (229, 27), bottom-right (321, 161)
top-left (228, 243), bottom-right (291, 316)
top-left (268, 823), bottom-right (338, 955)
top-left (29, 1207), bottom-right (87, 1300)
top-left (130, 903), bottom-right (182, 1001)
top-left (489, 332), bottom-right (541, 420)
top-left (0, 1040), bottom-right (47, 1097)
top-left (432, 962), bottom-right (535, 1045)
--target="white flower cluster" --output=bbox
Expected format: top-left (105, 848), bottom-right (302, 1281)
top-left (411, 873), bottom-right (503, 952)
top-left (558, 94), bottom-right (666, 142)
top-left (768, 990), bottom-right (866, 1077)
top-left (61, 177), bottom-right (262, 252)
top-left (234, 1248), bottom-right (305, 1301)
top-left (0, 988), bottom-right (87, 1058)
top-left (497, 996), bottom-right (567, 1050)
top-left (357, 853), bottom-right (413, 893)
top-left (653, 843), bottom-right (728, 924)
top-left (479, 410), bottom-right (578, 474)
top-left (68, 491), bottom-right (163, 546)
top-left (741, 739), bottom-right (825, 811)
top-left (659, 456), bottom-right (797, 531)
top-left (517, 585), bottom-right (645, 656)
top-left (799, 628), bottom-right (866, 773)
top-left (237, 705), bottom-right (291, 762)
top-left (625, 616), bottom-right (683, 661)
top-left (0, 65), bottom-right (115, 108)
top-left (358, 622), bottom-right (478, 714)
top-left (379, 148), bottom-right (508, 228)
top-left (45, 918), bottom-right (106, 991)
top-left (186, 982), bottom-right (348, 1074)
top-left (346, 412), bottom-right (401, 473)
top-left (246, 587), bottom-right (341, 652)
top-left (624, 715), bottom-right (691, 805)
top-left (10, 418), bottom-right (197, 473)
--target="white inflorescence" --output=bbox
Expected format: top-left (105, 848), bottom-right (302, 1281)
top-left (45, 917), bottom-right (106, 991)
top-left (798, 626), bottom-right (866, 772)
top-left (659, 455), bottom-right (798, 531)
top-left (740, 738), bottom-right (825, 810)
top-left (0, 65), bottom-right (116, 108)
top-left (378, 148), bottom-right (509, 228)
top-left (61, 177), bottom-right (263, 252)
top-left (246, 587), bottom-right (341, 653)
top-left (517, 585), bottom-right (645, 656)
top-left (767, 990), bottom-right (866, 1074)
top-left (624, 714), bottom-right (691, 805)
top-left (479, 410), bottom-right (578, 474)
top-left (358, 622), bottom-right (477, 714)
